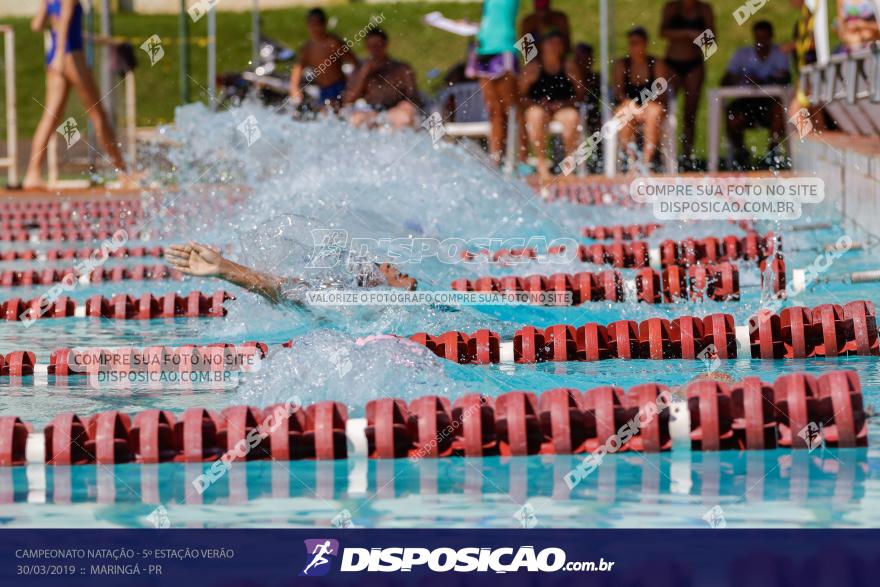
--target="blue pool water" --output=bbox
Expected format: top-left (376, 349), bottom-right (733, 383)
top-left (1, 104), bottom-right (878, 528)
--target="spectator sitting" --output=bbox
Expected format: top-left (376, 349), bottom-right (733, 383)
top-left (289, 8), bottom-right (356, 109)
top-left (722, 20), bottom-right (791, 168)
top-left (520, 31), bottom-right (582, 183)
top-left (836, 0), bottom-right (879, 50)
top-left (344, 29), bottom-right (420, 129)
top-left (573, 42), bottom-right (601, 130)
top-left (612, 27), bottom-right (669, 170)
top-left (519, 0), bottom-right (572, 53)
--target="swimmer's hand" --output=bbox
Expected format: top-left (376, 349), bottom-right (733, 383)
top-left (166, 242), bottom-right (226, 277)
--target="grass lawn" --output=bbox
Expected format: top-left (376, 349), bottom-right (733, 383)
top-left (1, 0), bottom-right (822, 159)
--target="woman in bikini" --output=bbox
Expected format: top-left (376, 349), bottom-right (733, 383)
top-left (24, 0), bottom-right (128, 189)
top-left (660, 0), bottom-right (714, 164)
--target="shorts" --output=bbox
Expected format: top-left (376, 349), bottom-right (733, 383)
top-left (318, 81), bottom-right (346, 103)
top-left (466, 52), bottom-right (519, 80)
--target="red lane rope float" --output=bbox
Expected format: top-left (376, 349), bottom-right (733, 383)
top-left (464, 232), bottom-right (780, 269)
top-left (0, 218), bottom-right (140, 231)
top-left (581, 223), bottom-right (662, 240)
top-left (0, 229), bottom-right (146, 243)
top-left (451, 262), bottom-right (781, 304)
top-left (6, 300), bottom-right (874, 377)
top-left (0, 199), bottom-right (143, 215)
top-left (43, 341), bottom-right (267, 378)
top-left (541, 183), bottom-right (629, 205)
top-left (0, 370), bottom-right (867, 466)
top-left (0, 265), bottom-right (183, 287)
top-left (409, 299), bottom-right (878, 364)
top-left (659, 233), bottom-right (780, 267)
top-left (1, 290), bottom-right (234, 322)
top-left (0, 245), bottom-right (163, 262)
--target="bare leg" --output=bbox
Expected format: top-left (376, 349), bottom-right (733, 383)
top-left (481, 73), bottom-right (521, 164)
top-left (726, 111), bottom-right (749, 166)
top-left (524, 105), bottom-right (550, 180)
top-left (768, 102), bottom-right (785, 152)
top-left (553, 106), bottom-right (581, 155)
top-left (615, 103), bottom-right (637, 163)
top-left (642, 102), bottom-right (664, 165)
top-left (65, 52), bottom-right (126, 172)
top-left (23, 70), bottom-right (70, 189)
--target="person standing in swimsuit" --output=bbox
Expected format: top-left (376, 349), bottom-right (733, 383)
top-left (24, 0), bottom-right (128, 189)
top-left (289, 8), bottom-right (357, 110)
top-left (660, 0), bottom-right (714, 163)
top-left (468, 0), bottom-right (524, 167)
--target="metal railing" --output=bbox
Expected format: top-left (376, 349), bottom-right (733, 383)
top-left (801, 42), bottom-right (879, 105)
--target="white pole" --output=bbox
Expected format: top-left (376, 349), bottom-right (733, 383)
top-left (810, 0), bottom-right (831, 65)
top-left (125, 71), bottom-right (137, 165)
top-left (252, 0), bottom-right (260, 66)
top-left (600, 0), bottom-right (616, 176)
top-left (207, 7), bottom-right (217, 109)
top-left (100, 0), bottom-right (113, 119)
top-left (0, 26), bottom-right (17, 187)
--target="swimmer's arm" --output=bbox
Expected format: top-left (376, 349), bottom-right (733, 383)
top-left (166, 242), bottom-right (293, 305)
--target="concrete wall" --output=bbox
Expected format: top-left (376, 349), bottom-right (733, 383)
top-left (793, 133), bottom-right (880, 236)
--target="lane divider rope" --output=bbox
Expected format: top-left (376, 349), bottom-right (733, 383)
top-left (0, 370), bottom-right (867, 466)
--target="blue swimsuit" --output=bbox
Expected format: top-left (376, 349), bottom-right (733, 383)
top-left (45, 0), bottom-right (84, 65)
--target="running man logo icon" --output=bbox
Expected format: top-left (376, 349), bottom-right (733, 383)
top-left (300, 539), bottom-right (340, 577)
top-left (516, 33), bottom-right (539, 64)
top-left (422, 112), bottom-right (447, 145)
top-left (56, 117), bottom-right (81, 148)
top-left (693, 29), bottom-right (717, 60)
top-left (788, 108), bottom-right (814, 139)
top-left (140, 35), bottom-right (165, 66)
top-left (237, 115), bottom-right (262, 147)
top-left (306, 228), bottom-right (349, 269)
top-left (798, 421), bottom-right (822, 452)
top-left (702, 505), bottom-right (727, 528)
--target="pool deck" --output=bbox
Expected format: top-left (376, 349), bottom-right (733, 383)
top-left (793, 131), bottom-right (880, 238)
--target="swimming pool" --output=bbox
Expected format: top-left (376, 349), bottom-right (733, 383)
top-left (1, 105), bottom-right (878, 528)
